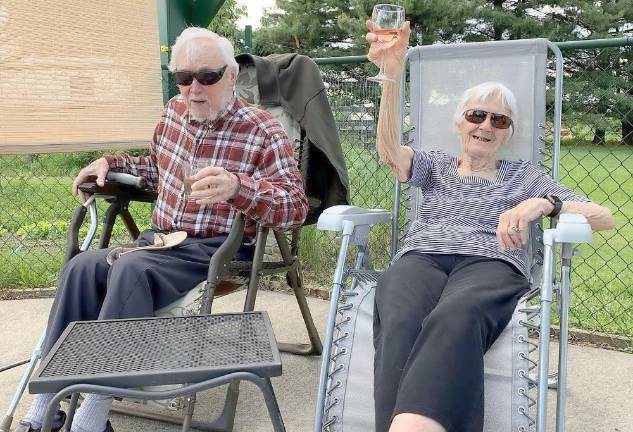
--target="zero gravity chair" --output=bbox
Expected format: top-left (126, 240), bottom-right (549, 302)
top-left (1, 54), bottom-right (349, 432)
top-left (314, 39), bottom-right (594, 432)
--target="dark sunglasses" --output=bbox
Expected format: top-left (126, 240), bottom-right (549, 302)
top-left (464, 109), bottom-right (513, 130)
top-left (173, 65), bottom-right (227, 86)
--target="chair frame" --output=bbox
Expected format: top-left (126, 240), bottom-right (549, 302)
top-left (2, 145), bottom-right (323, 432)
top-left (313, 40), bottom-right (591, 432)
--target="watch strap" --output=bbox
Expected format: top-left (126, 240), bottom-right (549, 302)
top-left (544, 194), bottom-right (562, 218)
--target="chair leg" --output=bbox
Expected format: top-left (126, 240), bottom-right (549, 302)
top-left (63, 393), bottom-right (79, 432)
top-left (109, 381), bottom-right (240, 432)
top-left (118, 204), bottom-right (141, 240)
top-left (243, 226), bottom-right (268, 312)
top-left (98, 201), bottom-right (121, 249)
top-left (259, 378), bottom-right (286, 432)
top-left (274, 231), bottom-right (322, 356)
top-left (181, 393), bottom-right (195, 432)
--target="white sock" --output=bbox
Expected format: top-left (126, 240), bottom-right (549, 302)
top-left (23, 393), bottom-right (56, 429)
top-left (70, 393), bottom-right (113, 432)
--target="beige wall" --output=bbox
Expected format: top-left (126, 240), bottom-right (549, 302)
top-left (0, 0), bottom-right (164, 153)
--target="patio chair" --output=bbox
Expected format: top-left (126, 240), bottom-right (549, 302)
top-left (1, 53), bottom-right (348, 432)
top-left (314, 39), bottom-right (593, 432)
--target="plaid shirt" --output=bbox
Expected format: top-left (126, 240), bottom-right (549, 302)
top-left (105, 95), bottom-right (308, 241)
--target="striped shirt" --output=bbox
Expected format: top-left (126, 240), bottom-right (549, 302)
top-left (395, 150), bottom-right (589, 277)
top-left (105, 95), bottom-right (308, 241)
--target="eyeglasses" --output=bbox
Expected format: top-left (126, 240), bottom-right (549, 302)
top-left (464, 109), bottom-right (513, 130)
top-left (173, 65), bottom-right (227, 86)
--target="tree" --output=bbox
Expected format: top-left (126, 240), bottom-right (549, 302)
top-left (256, 0), bottom-right (633, 144)
top-left (253, 0), bottom-right (354, 57)
top-left (208, 0), bottom-right (248, 51)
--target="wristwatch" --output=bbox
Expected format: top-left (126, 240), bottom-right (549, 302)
top-left (544, 194), bottom-right (562, 218)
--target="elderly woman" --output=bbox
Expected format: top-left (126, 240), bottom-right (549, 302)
top-left (366, 21), bottom-right (615, 432)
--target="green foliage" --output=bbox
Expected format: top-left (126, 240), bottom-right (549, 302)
top-left (208, 0), bottom-right (247, 49)
top-left (16, 221), bottom-right (69, 240)
top-left (254, 0), bottom-right (355, 57)
top-left (256, 0), bottom-right (633, 144)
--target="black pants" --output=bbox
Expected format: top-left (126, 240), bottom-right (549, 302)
top-left (373, 253), bottom-right (530, 432)
top-left (42, 230), bottom-right (253, 356)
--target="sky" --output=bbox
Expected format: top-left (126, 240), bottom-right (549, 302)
top-left (236, 0), bottom-right (277, 30)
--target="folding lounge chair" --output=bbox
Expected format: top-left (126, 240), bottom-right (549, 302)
top-left (314, 39), bottom-right (593, 432)
top-left (1, 54), bottom-right (349, 432)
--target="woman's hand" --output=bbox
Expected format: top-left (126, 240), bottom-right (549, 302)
top-left (366, 20), bottom-right (411, 79)
top-left (188, 166), bottom-right (240, 205)
top-left (497, 198), bottom-right (552, 250)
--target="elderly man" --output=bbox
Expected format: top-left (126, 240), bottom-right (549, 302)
top-left (14, 27), bottom-right (308, 432)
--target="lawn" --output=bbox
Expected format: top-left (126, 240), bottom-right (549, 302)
top-left (0, 144), bottom-right (631, 340)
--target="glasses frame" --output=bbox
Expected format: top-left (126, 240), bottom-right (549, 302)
top-left (173, 65), bottom-right (228, 86)
top-left (463, 109), bottom-right (514, 130)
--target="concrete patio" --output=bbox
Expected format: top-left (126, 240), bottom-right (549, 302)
top-left (1, 290), bottom-right (632, 431)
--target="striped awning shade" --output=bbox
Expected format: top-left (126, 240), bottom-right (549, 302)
top-left (0, 0), bottom-right (164, 154)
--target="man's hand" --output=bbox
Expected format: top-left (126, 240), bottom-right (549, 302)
top-left (189, 166), bottom-right (240, 205)
top-left (72, 157), bottom-right (110, 202)
top-left (497, 198), bottom-right (553, 250)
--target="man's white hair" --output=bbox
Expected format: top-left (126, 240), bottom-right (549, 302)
top-left (452, 82), bottom-right (518, 136)
top-left (168, 27), bottom-right (239, 73)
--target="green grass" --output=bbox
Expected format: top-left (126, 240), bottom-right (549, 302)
top-left (557, 144), bottom-right (633, 340)
top-left (0, 144), bottom-right (631, 340)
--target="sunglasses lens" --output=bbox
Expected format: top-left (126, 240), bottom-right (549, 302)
top-left (196, 71), bottom-right (223, 86)
top-left (464, 109), bottom-right (512, 129)
top-left (464, 109), bottom-right (487, 124)
top-left (174, 72), bottom-right (194, 86)
top-left (491, 114), bottom-right (512, 129)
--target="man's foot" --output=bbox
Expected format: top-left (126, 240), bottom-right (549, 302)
top-left (103, 420), bottom-right (114, 432)
top-left (11, 410), bottom-right (66, 432)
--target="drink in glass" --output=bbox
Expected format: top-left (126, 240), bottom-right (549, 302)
top-left (182, 160), bottom-right (206, 198)
top-left (367, 4), bottom-right (405, 83)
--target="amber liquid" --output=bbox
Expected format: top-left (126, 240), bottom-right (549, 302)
top-left (183, 176), bottom-right (195, 197)
top-left (374, 29), bottom-right (399, 38)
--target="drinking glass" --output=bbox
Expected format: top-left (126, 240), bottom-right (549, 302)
top-left (182, 160), bottom-right (207, 198)
top-left (367, 4), bottom-right (405, 83)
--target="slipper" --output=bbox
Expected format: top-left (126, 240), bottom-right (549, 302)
top-left (106, 231), bottom-right (188, 265)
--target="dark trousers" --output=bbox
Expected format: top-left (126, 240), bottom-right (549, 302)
top-left (42, 230), bottom-right (253, 356)
top-left (373, 253), bottom-right (530, 432)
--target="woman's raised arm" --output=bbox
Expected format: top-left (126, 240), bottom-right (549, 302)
top-left (367, 20), bottom-right (414, 182)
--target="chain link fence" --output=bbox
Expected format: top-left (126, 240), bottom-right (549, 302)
top-left (0, 43), bottom-right (631, 349)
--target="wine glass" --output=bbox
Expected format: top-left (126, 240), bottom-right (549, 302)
top-left (367, 4), bottom-right (405, 83)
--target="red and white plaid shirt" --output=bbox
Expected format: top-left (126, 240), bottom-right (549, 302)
top-left (105, 96), bottom-right (308, 241)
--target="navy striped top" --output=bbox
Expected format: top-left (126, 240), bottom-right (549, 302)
top-left (394, 150), bottom-right (589, 277)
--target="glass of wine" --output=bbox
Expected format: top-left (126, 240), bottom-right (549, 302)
top-left (367, 4), bottom-right (405, 83)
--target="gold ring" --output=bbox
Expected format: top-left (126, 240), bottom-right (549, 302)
top-left (512, 225), bottom-right (520, 232)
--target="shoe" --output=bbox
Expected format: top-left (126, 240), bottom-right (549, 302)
top-left (11, 410), bottom-right (66, 432)
top-left (103, 420), bottom-right (114, 432)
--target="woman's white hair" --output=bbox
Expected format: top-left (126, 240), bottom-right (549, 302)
top-left (167, 27), bottom-right (239, 73)
top-left (452, 82), bottom-right (519, 136)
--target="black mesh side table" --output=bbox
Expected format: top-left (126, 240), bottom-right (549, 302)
top-left (30, 312), bottom-right (285, 432)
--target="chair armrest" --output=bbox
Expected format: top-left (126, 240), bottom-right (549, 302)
top-left (316, 205), bottom-right (391, 232)
top-left (549, 213), bottom-right (592, 244)
top-left (78, 172), bottom-right (157, 203)
top-left (106, 172), bottom-right (148, 189)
